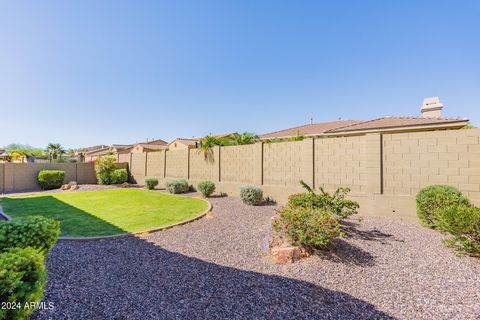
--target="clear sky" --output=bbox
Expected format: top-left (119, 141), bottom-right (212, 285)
top-left (1, 1), bottom-right (479, 149)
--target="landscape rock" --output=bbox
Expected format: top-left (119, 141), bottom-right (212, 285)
top-left (271, 245), bottom-right (308, 264)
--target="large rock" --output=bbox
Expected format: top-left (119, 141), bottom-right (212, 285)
top-left (271, 246), bottom-right (308, 264)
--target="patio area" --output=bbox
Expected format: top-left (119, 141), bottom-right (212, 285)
top-left (33, 196), bottom-right (480, 320)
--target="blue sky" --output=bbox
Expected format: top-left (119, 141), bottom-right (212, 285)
top-left (1, 1), bottom-right (479, 149)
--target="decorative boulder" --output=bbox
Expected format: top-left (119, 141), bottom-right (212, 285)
top-left (271, 246), bottom-right (308, 264)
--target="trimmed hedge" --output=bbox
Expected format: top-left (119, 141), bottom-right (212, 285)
top-left (165, 179), bottom-right (189, 194)
top-left (416, 185), bottom-right (470, 228)
top-left (145, 178), bottom-right (159, 190)
top-left (0, 247), bottom-right (47, 320)
top-left (435, 204), bottom-right (480, 256)
top-left (0, 216), bottom-right (60, 256)
top-left (240, 185), bottom-right (263, 206)
top-left (112, 169), bottom-right (128, 184)
top-left (197, 181), bottom-right (215, 197)
top-left (37, 170), bottom-right (65, 190)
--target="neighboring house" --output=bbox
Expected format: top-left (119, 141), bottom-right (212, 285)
top-left (259, 97), bottom-right (469, 139)
top-left (130, 139), bottom-right (168, 153)
top-left (0, 149), bottom-right (9, 162)
top-left (168, 133), bottom-right (238, 151)
top-left (84, 145), bottom-right (132, 162)
top-left (168, 138), bottom-right (200, 151)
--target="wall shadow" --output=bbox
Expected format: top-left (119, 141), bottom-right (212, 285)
top-left (33, 236), bottom-right (396, 319)
top-left (0, 196), bottom-right (126, 237)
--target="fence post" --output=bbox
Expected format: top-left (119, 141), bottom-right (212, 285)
top-left (215, 146), bottom-right (221, 182)
top-left (163, 150), bottom-right (167, 178)
top-left (144, 152), bottom-right (148, 177)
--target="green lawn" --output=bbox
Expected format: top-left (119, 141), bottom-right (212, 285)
top-left (0, 189), bottom-right (208, 237)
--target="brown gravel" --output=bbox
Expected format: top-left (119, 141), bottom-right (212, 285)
top-left (33, 195), bottom-right (480, 320)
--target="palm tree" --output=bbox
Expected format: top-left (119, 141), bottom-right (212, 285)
top-left (228, 132), bottom-right (258, 145)
top-left (46, 143), bottom-right (65, 161)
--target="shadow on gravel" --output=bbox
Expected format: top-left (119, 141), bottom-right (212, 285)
top-left (342, 220), bottom-right (401, 244)
top-left (317, 238), bottom-right (376, 267)
top-left (34, 237), bottom-right (396, 320)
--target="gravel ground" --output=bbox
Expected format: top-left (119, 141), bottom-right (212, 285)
top-left (33, 195), bottom-right (480, 320)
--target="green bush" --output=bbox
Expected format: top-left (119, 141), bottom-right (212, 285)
top-left (0, 247), bottom-right (47, 320)
top-left (435, 204), bottom-right (480, 256)
top-left (416, 185), bottom-right (470, 228)
top-left (273, 206), bottom-right (341, 249)
top-left (197, 181), bottom-right (215, 197)
top-left (95, 156), bottom-right (117, 185)
top-left (111, 168), bottom-right (128, 184)
top-left (145, 178), bottom-right (159, 190)
top-left (0, 216), bottom-right (60, 256)
top-left (165, 179), bottom-right (189, 194)
top-left (288, 181), bottom-right (359, 220)
top-left (37, 170), bottom-right (65, 190)
top-left (240, 185), bottom-right (263, 205)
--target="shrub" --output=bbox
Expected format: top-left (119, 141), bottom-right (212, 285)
top-left (288, 181), bottom-right (359, 220)
top-left (111, 168), bottom-right (128, 184)
top-left (240, 185), bottom-right (263, 205)
top-left (37, 170), bottom-right (65, 190)
top-left (145, 178), bottom-right (159, 190)
top-left (197, 181), bottom-right (215, 197)
top-left (435, 204), bottom-right (480, 256)
top-left (95, 156), bottom-right (117, 185)
top-left (0, 216), bottom-right (60, 256)
top-left (273, 206), bottom-right (341, 249)
top-left (0, 247), bottom-right (46, 320)
top-left (165, 179), bottom-right (189, 194)
top-left (416, 185), bottom-right (470, 228)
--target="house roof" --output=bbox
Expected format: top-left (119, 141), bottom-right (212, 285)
top-left (259, 116), bottom-right (469, 139)
top-left (144, 139), bottom-right (168, 145)
top-left (326, 116), bottom-right (469, 134)
top-left (259, 120), bottom-right (363, 139)
top-left (0, 149), bottom-right (8, 157)
top-left (135, 143), bottom-right (167, 150)
top-left (169, 138), bottom-right (200, 147)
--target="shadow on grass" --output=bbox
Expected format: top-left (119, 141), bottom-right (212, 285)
top-left (34, 236), bottom-right (397, 320)
top-left (0, 196), bottom-right (126, 237)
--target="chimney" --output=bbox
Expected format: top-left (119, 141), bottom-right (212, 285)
top-left (421, 97), bottom-right (443, 118)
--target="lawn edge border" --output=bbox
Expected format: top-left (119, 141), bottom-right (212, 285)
top-left (58, 197), bottom-right (212, 241)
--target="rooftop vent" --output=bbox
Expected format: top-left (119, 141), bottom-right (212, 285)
top-left (421, 97), bottom-right (443, 118)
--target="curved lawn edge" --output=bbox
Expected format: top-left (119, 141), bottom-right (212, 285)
top-left (55, 197), bottom-right (212, 241)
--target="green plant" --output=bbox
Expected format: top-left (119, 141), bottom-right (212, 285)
top-left (287, 181), bottom-right (359, 220)
top-left (145, 178), bottom-right (159, 190)
top-left (112, 168), bottom-right (128, 184)
top-left (165, 179), bottom-right (189, 194)
top-left (435, 204), bottom-right (480, 256)
top-left (0, 247), bottom-right (47, 320)
top-left (273, 206), bottom-right (341, 249)
top-left (37, 170), bottom-right (65, 190)
top-left (45, 142), bottom-right (65, 160)
top-left (197, 180), bottom-right (215, 197)
top-left (95, 156), bottom-right (117, 185)
top-left (240, 185), bottom-right (263, 205)
top-left (416, 185), bottom-right (470, 228)
top-left (227, 132), bottom-right (258, 145)
top-left (0, 216), bottom-right (60, 256)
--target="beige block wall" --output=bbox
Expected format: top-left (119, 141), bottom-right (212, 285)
top-left (220, 144), bottom-right (259, 184)
top-left (383, 129), bottom-right (480, 204)
top-left (263, 140), bottom-right (313, 188)
top-left (0, 163), bottom-right (98, 193)
top-left (189, 149), bottom-right (217, 181)
top-left (314, 136), bottom-right (368, 195)
top-left (165, 150), bottom-right (188, 179)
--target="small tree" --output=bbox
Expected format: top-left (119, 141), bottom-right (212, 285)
top-left (46, 143), bottom-right (65, 161)
top-left (95, 156), bottom-right (117, 185)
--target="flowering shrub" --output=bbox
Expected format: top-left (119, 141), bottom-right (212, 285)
top-left (288, 181), bottom-right (359, 220)
top-left (273, 205), bottom-right (341, 249)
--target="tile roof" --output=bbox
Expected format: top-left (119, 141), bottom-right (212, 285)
top-left (259, 120), bottom-right (363, 139)
top-left (326, 116), bottom-right (469, 133)
top-left (170, 138), bottom-right (200, 146)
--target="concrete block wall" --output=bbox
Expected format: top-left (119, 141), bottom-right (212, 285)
top-left (165, 150), bottom-right (188, 179)
top-left (0, 163), bottom-right (98, 193)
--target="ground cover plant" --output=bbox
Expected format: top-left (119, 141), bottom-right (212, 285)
top-left (165, 179), bottom-right (189, 194)
top-left (0, 189), bottom-right (208, 237)
top-left (240, 185), bottom-right (263, 205)
top-left (37, 170), bottom-right (65, 190)
top-left (197, 180), bottom-right (215, 197)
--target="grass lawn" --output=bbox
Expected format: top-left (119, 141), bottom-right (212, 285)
top-left (0, 189), bottom-right (208, 237)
